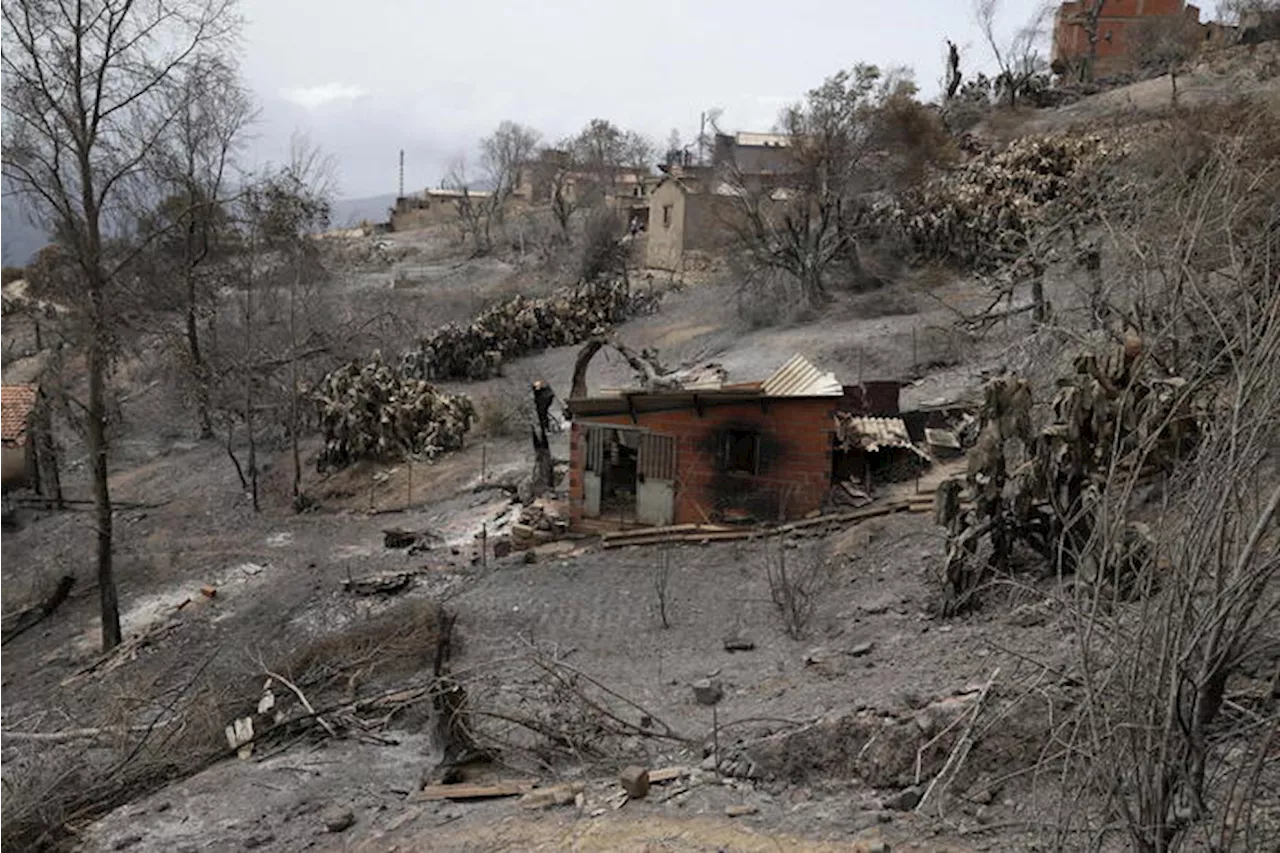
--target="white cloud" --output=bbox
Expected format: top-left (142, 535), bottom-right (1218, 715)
top-left (279, 83), bottom-right (369, 111)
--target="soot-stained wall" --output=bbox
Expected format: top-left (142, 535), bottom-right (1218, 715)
top-left (569, 397), bottom-right (837, 526)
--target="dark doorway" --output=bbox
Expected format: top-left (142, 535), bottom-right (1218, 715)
top-left (601, 430), bottom-right (639, 518)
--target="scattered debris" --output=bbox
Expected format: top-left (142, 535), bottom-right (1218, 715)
top-left (511, 501), bottom-right (569, 550)
top-left (341, 571), bottom-right (415, 596)
top-left (225, 716), bottom-right (254, 760)
top-left (725, 803), bottom-right (759, 817)
top-left (692, 678), bottom-right (724, 706)
top-left (519, 782), bottom-right (584, 810)
top-left (383, 528), bottom-right (442, 550)
top-left (647, 767), bottom-right (689, 785)
top-left (723, 637), bottom-right (756, 652)
top-left (199, 585), bottom-right (217, 598)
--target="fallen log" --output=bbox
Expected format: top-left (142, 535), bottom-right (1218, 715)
top-left (1, 574), bottom-right (75, 646)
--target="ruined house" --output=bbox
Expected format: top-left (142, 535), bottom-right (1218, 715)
top-left (644, 175), bottom-right (740, 272)
top-left (2, 384), bottom-right (40, 490)
top-left (1050, 0), bottom-right (1235, 78)
top-left (389, 188), bottom-right (500, 232)
top-left (567, 355), bottom-right (917, 528)
top-left (644, 131), bottom-right (800, 271)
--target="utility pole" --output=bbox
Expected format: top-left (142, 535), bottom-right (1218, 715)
top-left (398, 149), bottom-right (405, 198)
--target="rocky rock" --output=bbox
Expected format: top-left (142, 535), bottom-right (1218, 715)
top-left (492, 537), bottom-right (513, 559)
top-left (692, 678), bottom-right (723, 706)
top-left (848, 641), bottom-right (875, 657)
top-left (619, 766), bottom-right (650, 800)
top-left (322, 809), bottom-right (356, 833)
top-left (881, 786), bottom-right (923, 811)
top-left (242, 835), bottom-right (275, 850)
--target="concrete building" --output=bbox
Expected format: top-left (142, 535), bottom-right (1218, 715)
top-left (644, 175), bottom-right (741, 271)
top-left (566, 356), bottom-right (913, 529)
top-left (1051, 0), bottom-right (1233, 78)
top-left (643, 130), bottom-right (799, 271)
top-left (389, 188), bottom-right (497, 232)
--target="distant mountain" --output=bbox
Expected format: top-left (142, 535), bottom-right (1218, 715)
top-left (1, 195), bottom-right (49, 268)
top-left (329, 193), bottom-right (398, 228)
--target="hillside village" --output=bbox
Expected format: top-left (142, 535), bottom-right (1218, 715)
top-left (3, 1), bottom-right (1280, 851)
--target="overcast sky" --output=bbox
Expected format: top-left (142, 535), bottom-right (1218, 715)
top-left (235, 0), bottom-right (1225, 200)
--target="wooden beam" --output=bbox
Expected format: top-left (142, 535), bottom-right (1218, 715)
top-left (413, 779), bottom-right (539, 801)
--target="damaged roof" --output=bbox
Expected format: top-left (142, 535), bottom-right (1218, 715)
top-left (2, 384), bottom-right (38, 446)
top-left (762, 355), bottom-right (843, 397)
top-left (570, 355), bottom-right (845, 418)
top-left (835, 414), bottom-right (932, 461)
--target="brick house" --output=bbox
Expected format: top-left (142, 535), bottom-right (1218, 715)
top-left (1050, 0), bottom-right (1230, 78)
top-left (2, 384), bottom-right (39, 490)
top-left (566, 356), bottom-right (909, 528)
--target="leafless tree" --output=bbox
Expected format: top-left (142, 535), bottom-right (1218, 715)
top-left (151, 54), bottom-right (255, 437)
top-left (441, 157), bottom-right (485, 248)
top-left (546, 144), bottom-right (580, 238)
top-left (216, 140), bottom-right (333, 510)
top-left (2, 0), bottom-right (241, 652)
top-left (477, 120), bottom-right (541, 252)
top-left (569, 119), bottom-right (655, 207)
top-left (719, 64), bottom-right (910, 306)
top-left (973, 0), bottom-right (1050, 107)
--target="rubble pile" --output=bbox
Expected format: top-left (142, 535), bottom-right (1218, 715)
top-left (314, 353), bottom-right (475, 472)
top-left (510, 501), bottom-right (569, 550)
top-left (400, 278), bottom-right (634, 382)
top-left (878, 134), bottom-right (1116, 269)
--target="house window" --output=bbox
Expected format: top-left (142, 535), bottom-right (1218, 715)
top-left (723, 429), bottom-right (760, 475)
top-left (662, 204), bottom-right (673, 229)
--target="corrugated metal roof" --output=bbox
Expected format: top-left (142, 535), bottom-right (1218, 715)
top-left (762, 355), bottom-right (843, 398)
top-left (836, 415), bottom-right (932, 461)
top-left (2, 384), bottom-right (38, 446)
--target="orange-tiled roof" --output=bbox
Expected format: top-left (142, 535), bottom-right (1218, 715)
top-left (1, 384), bottom-right (39, 446)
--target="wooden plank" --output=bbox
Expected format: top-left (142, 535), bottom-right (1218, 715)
top-left (648, 766), bottom-right (688, 784)
top-left (602, 523), bottom-right (733, 541)
top-left (602, 502), bottom-right (922, 549)
top-left (413, 779), bottom-right (539, 801)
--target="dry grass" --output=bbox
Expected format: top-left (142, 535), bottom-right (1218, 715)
top-left (280, 598), bottom-right (443, 698)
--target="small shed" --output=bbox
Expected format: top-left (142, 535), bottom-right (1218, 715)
top-left (2, 384), bottom-right (39, 489)
top-left (567, 357), bottom-right (914, 528)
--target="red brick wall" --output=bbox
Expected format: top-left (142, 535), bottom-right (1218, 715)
top-left (1052, 0), bottom-right (1205, 74)
top-left (569, 398), bottom-right (839, 527)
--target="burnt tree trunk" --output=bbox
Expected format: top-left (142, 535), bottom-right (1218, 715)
top-left (88, 287), bottom-right (121, 651)
top-left (530, 381), bottom-right (556, 497)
